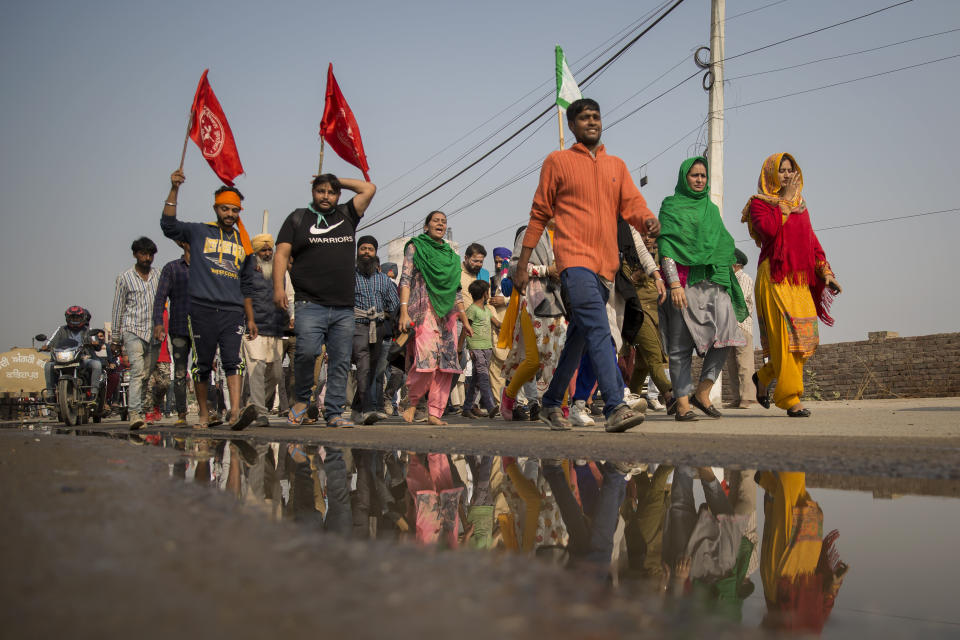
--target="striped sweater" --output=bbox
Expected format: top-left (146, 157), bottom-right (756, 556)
top-left (523, 143), bottom-right (654, 280)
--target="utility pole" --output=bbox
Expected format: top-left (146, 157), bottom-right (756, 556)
top-left (708, 0), bottom-right (726, 408)
top-left (707, 0), bottom-right (725, 219)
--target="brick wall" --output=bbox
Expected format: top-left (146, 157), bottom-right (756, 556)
top-left (686, 331), bottom-right (960, 402)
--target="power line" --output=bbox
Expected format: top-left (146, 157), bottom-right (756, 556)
top-left (605, 51), bottom-right (692, 118)
top-left (356, 0), bottom-right (690, 231)
top-left (726, 27), bottom-right (960, 81)
top-left (365, 1), bottom-right (914, 232)
top-left (722, 0), bottom-right (914, 64)
top-left (631, 118), bottom-right (708, 173)
top-left (605, 70), bottom-right (701, 130)
top-left (371, 1), bottom-right (676, 210)
top-left (725, 0), bottom-right (790, 22)
top-left (721, 54), bottom-right (960, 112)
top-left (736, 207), bottom-right (960, 243)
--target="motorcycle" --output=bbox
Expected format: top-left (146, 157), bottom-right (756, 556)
top-left (36, 332), bottom-right (107, 426)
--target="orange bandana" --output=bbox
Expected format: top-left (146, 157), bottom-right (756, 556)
top-left (212, 191), bottom-right (253, 255)
top-left (214, 191), bottom-right (243, 209)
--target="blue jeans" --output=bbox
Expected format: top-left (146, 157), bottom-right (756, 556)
top-left (543, 461), bottom-right (626, 565)
top-left (572, 342), bottom-right (618, 402)
top-left (542, 267), bottom-right (624, 417)
top-left (293, 302), bottom-right (353, 420)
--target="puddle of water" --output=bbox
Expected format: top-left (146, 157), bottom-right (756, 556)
top-left (31, 427), bottom-right (960, 638)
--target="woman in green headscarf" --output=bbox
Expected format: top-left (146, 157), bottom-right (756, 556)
top-left (398, 211), bottom-right (472, 425)
top-left (658, 157), bottom-right (747, 421)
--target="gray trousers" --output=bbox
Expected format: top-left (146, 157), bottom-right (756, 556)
top-left (661, 299), bottom-right (729, 399)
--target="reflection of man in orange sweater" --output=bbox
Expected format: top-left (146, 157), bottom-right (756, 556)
top-left (514, 99), bottom-right (659, 433)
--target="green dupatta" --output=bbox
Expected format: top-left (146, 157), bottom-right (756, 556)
top-left (406, 233), bottom-right (461, 318)
top-left (657, 156), bottom-right (747, 322)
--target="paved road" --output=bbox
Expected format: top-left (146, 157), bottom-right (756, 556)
top-left (14, 397), bottom-right (960, 481)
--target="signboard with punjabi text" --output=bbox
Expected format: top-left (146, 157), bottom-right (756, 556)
top-left (0, 349), bottom-right (48, 393)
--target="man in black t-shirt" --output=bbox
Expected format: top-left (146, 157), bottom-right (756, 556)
top-left (273, 173), bottom-right (376, 427)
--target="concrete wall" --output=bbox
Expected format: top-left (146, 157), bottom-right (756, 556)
top-left (686, 331), bottom-right (960, 402)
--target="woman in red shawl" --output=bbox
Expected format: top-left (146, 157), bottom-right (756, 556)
top-left (741, 153), bottom-right (842, 417)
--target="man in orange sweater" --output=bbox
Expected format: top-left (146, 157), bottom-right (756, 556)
top-left (514, 98), bottom-right (660, 432)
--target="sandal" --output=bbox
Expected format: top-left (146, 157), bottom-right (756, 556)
top-left (326, 415), bottom-right (355, 428)
top-left (787, 407), bottom-right (811, 418)
top-left (287, 404), bottom-right (310, 426)
top-left (675, 410), bottom-right (698, 422)
top-left (753, 373), bottom-right (770, 409)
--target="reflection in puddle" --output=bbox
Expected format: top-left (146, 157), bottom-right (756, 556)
top-left (48, 429), bottom-right (960, 637)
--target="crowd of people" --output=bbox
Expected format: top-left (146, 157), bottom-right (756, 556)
top-left (42, 98), bottom-right (842, 432)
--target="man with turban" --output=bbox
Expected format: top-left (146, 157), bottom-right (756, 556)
top-left (161, 169), bottom-right (258, 430)
top-left (350, 235), bottom-right (398, 423)
top-left (241, 233), bottom-right (292, 427)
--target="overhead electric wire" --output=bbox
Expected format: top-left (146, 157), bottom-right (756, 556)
top-left (720, 53), bottom-right (960, 112)
top-left (734, 208), bottom-right (960, 244)
top-left (726, 27), bottom-right (960, 81)
top-left (725, 0), bottom-right (790, 22)
top-left (388, 19), bottom-right (947, 236)
top-left (368, 0), bottom-right (925, 237)
top-left (372, 1), bottom-right (674, 206)
top-left (356, 0), bottom-right (690, 231)
top-left (605, 51), bottom-right (693, 117)
top-left (720, 0), bottom-right (914, 64)
top-left (440, 117), bottom-right (554, 211)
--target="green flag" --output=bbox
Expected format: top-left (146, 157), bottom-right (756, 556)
top-left (555, 45), bottom-right (582, 109)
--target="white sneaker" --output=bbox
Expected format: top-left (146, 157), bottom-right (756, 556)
top-left (623, 388), bottom-right (648, 412)
top-left (647, 395), bottom-right (665, 411)
top-left (569, 400), bottom-right (596, 426)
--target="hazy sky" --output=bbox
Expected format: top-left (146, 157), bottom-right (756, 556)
top-left (1, 0), bottom-right (958, 350)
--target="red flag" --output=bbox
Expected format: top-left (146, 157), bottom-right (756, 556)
top-left (320, 64), bottom-right (371, 180)
top-left (189, 69), bottom-right (244, 186)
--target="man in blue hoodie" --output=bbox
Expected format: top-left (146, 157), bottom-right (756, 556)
top-left (161, 169), bottom-right (257, 430)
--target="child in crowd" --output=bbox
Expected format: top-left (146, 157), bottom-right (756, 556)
top-left (462, 280), bottom-right (500, 419)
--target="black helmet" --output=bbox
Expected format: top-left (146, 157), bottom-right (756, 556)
top-left (65, 305), bottom-right (89, 330)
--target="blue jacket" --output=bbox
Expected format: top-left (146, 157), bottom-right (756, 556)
top-left (161, 216), bottom-right (254, 310)
top-left (241, 263), bottom-right (287, 337)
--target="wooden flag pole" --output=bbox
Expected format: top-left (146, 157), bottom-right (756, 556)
top-left (317, 137), bottom-right (326, 176)
top-left (557, 106), bottom-right (565, 150)
top-left (178, 111), bottom-right (193, 171)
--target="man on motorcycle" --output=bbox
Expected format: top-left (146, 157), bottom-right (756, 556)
top-left (40, 306), bottom-right (102, 402)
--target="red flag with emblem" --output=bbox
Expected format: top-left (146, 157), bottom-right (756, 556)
top-left (189, 69), bottom-right (244, 186)
top-left (320, 64), bottom-right (371, 180)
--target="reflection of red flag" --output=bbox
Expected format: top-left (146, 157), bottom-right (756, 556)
top-left (320, 64), bottom-right (371, 180)
top-left (189, 69), bottom-right (244, 186)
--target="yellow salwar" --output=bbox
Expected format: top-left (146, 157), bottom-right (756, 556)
top-left (754, 259), bottom-right (820, 410)
top-left (757, 471), bottom-right (823, 606)
top-left (505, 309), bottom-right (539, 398)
